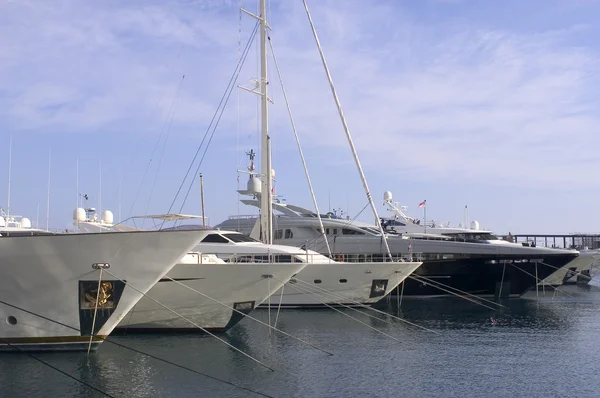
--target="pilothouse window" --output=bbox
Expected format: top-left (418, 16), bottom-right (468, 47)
top-left (342, 228), bottom-right (364, 235)
top-left (223, 233), bottom-right (258, 243)
top-left (201, 234), bottom-right (230, 243)
top-left (285, 229), bottom-right (293, 239)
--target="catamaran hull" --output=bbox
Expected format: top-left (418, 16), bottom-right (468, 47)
top-left (258, 261), bottom-right (422, 308)
top-left (0, 231), bottom-right (203, 352)
top-left (116, 263), bottom-right (306, 332)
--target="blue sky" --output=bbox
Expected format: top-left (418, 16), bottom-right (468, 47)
top-left (1, 0), bottom-right (599, 234)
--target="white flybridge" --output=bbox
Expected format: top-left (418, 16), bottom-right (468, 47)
top-left (73, 209), bottom-right (308, 330)
top-left (0, 208), bottom-right (206, 352)
top-left (226, 0), bottom-right (423, 307)
top-left (0, 208), bottom-right (33, 231)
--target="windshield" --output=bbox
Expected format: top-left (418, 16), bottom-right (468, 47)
top-left (223, 233), bottom-right (259, 243)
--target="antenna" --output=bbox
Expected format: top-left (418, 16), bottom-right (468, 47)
top-left (118, 169), bottom-right (122, 223)
top-left (46, 149), bottom-right (51, 231)
top-left (7, 133), bottom-right (12, 217)
top-left (98, 160), bottom-right (102, 220)
top-left (76, 158), bottom-right (79, 226)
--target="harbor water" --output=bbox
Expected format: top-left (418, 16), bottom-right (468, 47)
top-left (2, 284), bottom-right (600, 397)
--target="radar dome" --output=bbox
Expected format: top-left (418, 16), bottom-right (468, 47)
top-left (0, 216), bottom-right (5, 228)
top-left (101, 210), bottom-right (114, 225)
top-left (73, 208), bottom-right (86, 222)
top-left (247, 176), bottom-right (261, 194)
top-left (470, 220), bottom-right (480, 230)
top-left (21, 218), bottom-right (31, 228)
top-left (271, 169), bottom-right (276, 179)
top-left (383, 191), bottom-right (393, 202)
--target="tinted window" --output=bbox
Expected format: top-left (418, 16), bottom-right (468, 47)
top-left (342, 228), bottom-right (364, 235)
top-left (223, 233), bottom-right (258, 243)
top-left (201, 234), bottom-right (230, 243)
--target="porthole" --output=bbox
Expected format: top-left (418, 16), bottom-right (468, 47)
top-left (339, 279), bottom-right (347, 283)
top-left (314, 279), bottom-right (322, 284)
top-left (7, 316), bottom-right (17, 325)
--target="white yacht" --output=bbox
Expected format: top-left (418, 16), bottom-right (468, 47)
top-left (0, 209), bottom-right (205, 351)
top-left (215, 189), bottom-right (579, 299)
top-left (73, 209), bottom-right (307, 331)
top-left (75, 208), bottom-right (418, 323)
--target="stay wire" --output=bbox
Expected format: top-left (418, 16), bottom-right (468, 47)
top-left (164, 21), bottom-right (259, 222)
top-left (128, 74), bottom-right (186, 218)
top-left (0, 299), bottom-right (274, 398)
top-left (0, 339), bottom-right (115, 398)
top-left (143, 74), bottom-right (186, 225)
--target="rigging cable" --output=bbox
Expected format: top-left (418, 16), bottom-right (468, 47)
top-left (164, 21), bottom-right (260, 223)
top-left (0, 298), bottom-right (274, 398)
top-left (268, 36), bottom-right (331, 257)
top-left (128, 73), bottom-right (186, 219)
top-left (0, 339), bottom-right (115, 398)
top-left (302, 0), bottom-right (393, 260)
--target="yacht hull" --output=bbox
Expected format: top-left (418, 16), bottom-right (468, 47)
top-left (390, 254), bottom-right (577, 298)
top-left (116, 262), bottom-right (306, 332)
top-left (259, 261), bottom-right (422, 308)
top-left (0, 231), bottom-right (203, 352)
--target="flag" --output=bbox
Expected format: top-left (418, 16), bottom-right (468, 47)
top-left (418, 200), bottom-right (426, 208)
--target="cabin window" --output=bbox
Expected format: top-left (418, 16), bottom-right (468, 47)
top-left (333, 229), bottom-right (338, 235)
top-left (223, 233), bottom-right (258, 243)
top-left (201, 234), bottom-right (230, 243)
top-left (314, 279), bottom-right (322, 284)
top-left (339, 279), bottom-right (347, 284)
top-left (326, 228), bottom-right (330, 235)
top-left (342, 228), bottom-right (364, 235)
top-left (285, 229), bottom-right (293, 239)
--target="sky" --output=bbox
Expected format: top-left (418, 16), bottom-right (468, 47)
top-left (1, 0), bottom-right (600, 234)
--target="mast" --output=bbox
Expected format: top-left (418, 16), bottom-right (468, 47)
top-left (259, 0), bottom-right (272, 245)
top-left (199, 173), bottom-right (206, 228)
top-left (302, 0), bottom-right (393, 259)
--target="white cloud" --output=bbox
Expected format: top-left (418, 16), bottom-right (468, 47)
top-left (1, 0), bottom-right (599, 193)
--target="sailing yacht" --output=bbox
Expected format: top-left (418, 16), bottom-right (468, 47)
top-left (215, 189), bottom-right (579, 298)
top-left (0, 209), bottom-right (205, 351)
top-left (210, 0), bottom-right (422, 308)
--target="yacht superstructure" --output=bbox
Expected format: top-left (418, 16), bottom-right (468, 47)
top-left (215, 190), bottom-right (579, 298)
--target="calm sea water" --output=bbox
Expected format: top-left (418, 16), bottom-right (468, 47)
top-left (3, 284), bottom-right (600, 398)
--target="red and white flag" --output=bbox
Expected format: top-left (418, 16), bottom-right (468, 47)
top-left (418, 200), bottom-right (427, 208)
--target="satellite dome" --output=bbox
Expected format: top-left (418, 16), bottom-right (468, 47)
top-left (247, 176), bottom-right (261, 194)
top-left (21, 217), bottom-right (31, 228)
top-left (383, 191), bottom-right (393, 202)
top-left (101, 210), bottom-right (114, 225)
top-left (73, 208), bottom-right (86, 222)
top-left (470, 220), bottom-right (480, 230)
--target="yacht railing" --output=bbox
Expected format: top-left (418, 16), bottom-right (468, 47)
top-left (227, 214), bottom-right (259, 220)
top-left (185, 251), bottom-right (423, 264)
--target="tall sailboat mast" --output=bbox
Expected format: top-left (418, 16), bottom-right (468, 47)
top-left (259, 0), bottom-right (273, 245)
